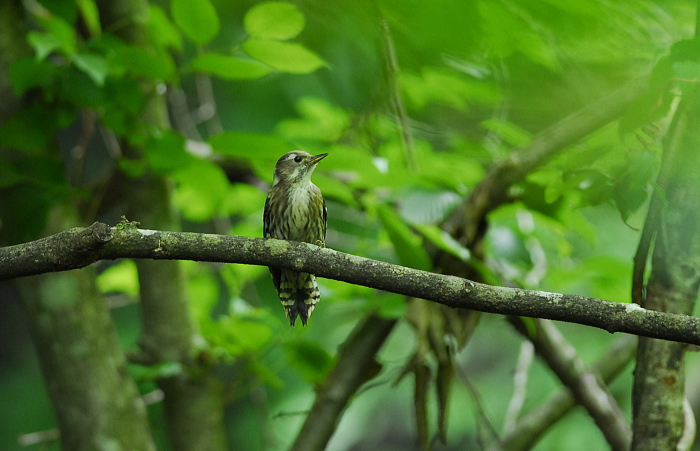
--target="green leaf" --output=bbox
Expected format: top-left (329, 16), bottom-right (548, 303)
top-left (276, 97), bottom-right (349, 142)
top-left (96, 260), bottom-right (139, 297)
top-left (209, 131), bottom-right (290, 178)
top-left (416, 147), bottom-right (485, 191)
top-left (223, 184), bottom-right (267, 217)
top-left (105, 77), bottom-right (145, 115)
top-left (147, 4), bottom-right (182, 50)
top-left (376, 204), bottom-right (432, 271)
top-left (186, 263), bottom-right (220, 324)
top-left (242, 39), bottom-right (326, 74)
top-left (109, 46), bottom-right (176, 80)
top-left (189, 53), bottom-right (271, 80)
top-left (27, 31), bottom-right (63, 60)
top-left (57, 66), bottom-right (104, 108)
top-left (311, 173), bottom-right (357, 207)
top-left (76, 0), bottom-right (101, 37)
top-left (317, 145), bottom-right (383, 189)
top-left (414, 224), bottom-right (471, 262)
top-left (8, 58), bottom-right (57, 95)
top-left (612, 151), bottom-right (656, 221)
top-left (172, 160), bottom-right (229, 222)
top-left (144, 130), bottom-right (194, 174)
top-left (285, 340), bottom-right (334, 383)
top-left (374, 292), bottom-right (407, 318)
top-left (400, 67), bottom-right (501, 111)
top-left (38, 14), bottom-right (78, 54)
top-left (71, 52), bottom-right (108, 85)
top-left (244, 2), bottom-right (305, 40)
top-left (209, 314), bottom-right (275, 356)
top-left (672, 61), bottom-right (700, 80)
top-left (0, 104), bottom-right (68, 152)
top-left (481, 119), bottom-right (532, 147)
top-left (130, 361), bottom-right (183, 382)
top-left (171, 0), bottom-right (220, 45)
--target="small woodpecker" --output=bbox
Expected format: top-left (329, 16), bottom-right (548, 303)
top-left (263, 151), bottom-right (328, 326)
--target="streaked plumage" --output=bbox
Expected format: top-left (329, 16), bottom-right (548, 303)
top-left (263, 151), bottom-right (327, 326)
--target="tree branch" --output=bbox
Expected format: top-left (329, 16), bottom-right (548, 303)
top-left (289, 315), bottom-right (397, 451)
top-left (487, 334), bottom-right (637, 451)
top-left (441, 76), bottom-right (649, 248)
top-left (2, 222), bottom-right (700, 345)
top-left (511, 318), bottom-right (631, 450)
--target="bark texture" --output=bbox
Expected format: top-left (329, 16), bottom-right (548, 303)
top-left (632, 86), bottom-right (700, 450)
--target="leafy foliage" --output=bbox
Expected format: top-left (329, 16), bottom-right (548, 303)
top-left (1, 0), bottom-right (698, 450)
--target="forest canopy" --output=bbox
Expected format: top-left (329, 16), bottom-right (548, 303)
top-left (1, 1), bottom-right (700, 451)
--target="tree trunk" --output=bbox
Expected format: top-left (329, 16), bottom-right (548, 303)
top-left (632, 86), bottom-right (700, 450)
top-left (96, 1), bottom-right (228, 449)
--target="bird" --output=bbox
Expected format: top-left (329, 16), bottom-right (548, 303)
top-left (263, 150), bottom-right (328, 326)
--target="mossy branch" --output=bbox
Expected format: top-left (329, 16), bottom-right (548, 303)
top-left (2, 222), bottom-right (700, 345)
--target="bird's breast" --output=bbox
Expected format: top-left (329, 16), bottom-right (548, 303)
top-left (283, 183), bottom-right (322, 242)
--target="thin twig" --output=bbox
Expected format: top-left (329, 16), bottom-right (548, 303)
top-left (502, 341), bottom-right (534, 435)
top-left (486, 335), bottom-right (637, 451)
top-left (510, 318), bottom-right (631, 450)
top-left (380, 17), bottom-right (416, 171)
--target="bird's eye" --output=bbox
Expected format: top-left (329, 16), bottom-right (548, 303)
top-left (294, 156), bottom-right (303, 163)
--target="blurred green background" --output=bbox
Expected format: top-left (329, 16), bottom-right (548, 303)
top-left (2, 0), bottom-right (700, 449)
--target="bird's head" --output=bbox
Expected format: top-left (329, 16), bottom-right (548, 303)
top-left (272, 151), bottom-right (328, 186)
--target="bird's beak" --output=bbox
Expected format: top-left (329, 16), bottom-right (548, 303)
top-left (310, 153), bottom-right (328, 165)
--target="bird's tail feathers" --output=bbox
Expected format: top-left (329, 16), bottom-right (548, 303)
top-left (278, 271), bottom-right (320, 326)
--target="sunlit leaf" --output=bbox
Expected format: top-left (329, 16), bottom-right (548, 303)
top-left (130, 361), bottom-right (182, 382)
top-left (30, 15), bottom-right (77, 56)
top-left (71, 52), bottom-right (108, 85)
top-left (172, 160), bottom-right (229, 222)
top-left (185, 262), bottom-right (220, 324)
top-left (189, 53), bottom-right (271, 80)
top-left (76, 0), bottom-right (101, 37)
top-left (242, 39), bottom-right (326, 74)
top-left (312, 173), bottom-right (356, 207)
top-left (477, 1), bottom-right (559, 70)
top-left (109, 46), bottom-right (176, 80)
top-left (416, 149), bottom-right (485, 191)
top-left (222, 184), bottom-right (267, 217)
top-left (481, 119), bottom-right (532, 148)
top-left (276, 97), bottom-right (349, 142)
top-left (148, 4), bottom-right (182, 50)
top-left (216, 315), bottom-right (275, 354)
top-left (209, 131), bottom-right (290, 158)
top-left (414, 224), bottom-right (470, 262)
top-left (244, 2), bottom-right (305, 40)
top-left (97, 260), bottom-right (139, 297)
top-left (171, 0), bottom-right (220, 45)
top-left (401, 67), bottom-right (501, 111)
top-left (144, 130), bottom-right (194, 174)
top-left (209, 131), bottom-right (290, 177)
top-left (27, 31), bottom-right (62, 60)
